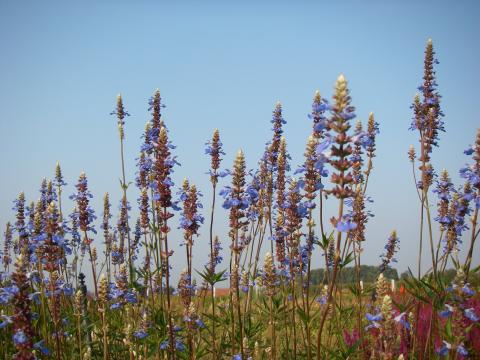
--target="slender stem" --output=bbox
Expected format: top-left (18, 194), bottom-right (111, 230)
top-left (209, 181), bottom-right (217, 357)
top-left (418, 191), bottom-right (425, 280)
top-left (162, 206), bottom-right (176, 360)
top-left (316, 198), bottom-right (344, 359)
top-left (305, 208), bottom-right (314, 360)
top-left (424, 193), bottom-right (437, 279)
top-left (84, 231), bottom-right (98, 298)
top-left (119, 134), bottom-right (134, 285)
top-left (465, 206), bottom-right (479, 278)
top-left (270, 296), bottom-right (276, 359)
top-left (234, 226), bottom-right (244, 360)
top-left (362, 157), bottom-right (373, 196)
top-left (101, 307), bottom-right (109, 360)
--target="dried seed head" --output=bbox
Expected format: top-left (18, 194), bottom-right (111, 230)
top-left (75, 290), bottom-right (83, 313)
top-left (408, 145), bottom-right (416, 161)
top-left (376, 273), bottom-right (390, 300)
top-left (263, 252), bottom-right (277, 296)
top-left (98, 274), bottom-right (109, 305)
top-left (381, 295), bottom-right (393, 321)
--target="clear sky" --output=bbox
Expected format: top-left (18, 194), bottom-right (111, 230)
top-left (0, 0), bottom-right (479, 283)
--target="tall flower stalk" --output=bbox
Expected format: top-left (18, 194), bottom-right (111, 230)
top-left (11, 254), bottom-right (36, 360)
top-left (263, 252), bottom-right (277, 359)
top-left (222, 150), bottom-right (248, 358)
top-left (316, 74), bottom-right (356, 358)
top-left (70, 172), bottom-right (98, 297)
top-left (3, 222), bottom-right (12, 273)
top-left (410, 39), bottom-right (444, 278)
top-left (462, 129), bottom-right (480, 277)
top-left (111, 95), bottom-right (134, 283)
top-left (153, 124), bottom-right (178, 358)
top-left (204, 128), bottom-right (225, 356)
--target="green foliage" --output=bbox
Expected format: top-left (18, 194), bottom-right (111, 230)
top-left (310, 265), bottom-right (399, 285)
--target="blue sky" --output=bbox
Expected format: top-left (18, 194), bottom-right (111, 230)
top-left (0, 0), bottom-right (478, 282)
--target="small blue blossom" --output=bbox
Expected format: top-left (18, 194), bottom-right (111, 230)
top-left (436, 341), bottom-right (451, 356)
top-left (316, 295), bottom-right (327, 305)
top-left (0, 314), bottom-right (14, 329)
top-left (461, 284), bottom-right (475, 296)
top-left (464, 308), bottom-right (479, 322)
top-left (13, 330), bottom-right (28, 345)
top-left (0, 285), bottom-right (19, 304)
top-left (34, 340), bottom-right (51, 355)
top-left (365, 312), bottom-right (383, 330)
top-left (457, 344), bottom-right (468, 357)
top-left (195, 318), bottom-right (205, 328)
top-left (366, 313), bottom-right (383, 322)
top-left (133, 330), bottom-right (148, 339)
top-left (335, 216), bottom-right (357, 232)
top-left (394, 312), bottom-right (410, 330)
top-left (439, 304), bottom-right (454, 318)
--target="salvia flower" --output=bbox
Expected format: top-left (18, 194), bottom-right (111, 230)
top-left (116, 197), bottom-right (130, 262)
top-left (54, 161), bottom-right (67, 187)
top-left (177, 270), bottom-right (195, 312)
top-left (379, 231), bottom-right (399, 272)
top-left (178, 180), bottom-right (204, 244)
top-left (13, 192), bottom-right (28, 254)
top-left (205, 129), bottom-right (227, 184)
top-left (434, 169), bottom-right (455, 228)
top-left (410, 39), bottom-right (444, 152)
top-left (153, 126), bottom-right (179, 215)
top-left (140, 121), bottom-right (154, 156)
top-left (268, 101), bottom-right (286, 168)
top-left (101, 193), bottom-right (112, 254)
top-left (11, 254), bottom-right (36, 359)
top-left (223, 150), bottom-right (250, 239)
top-left (138, 188), bottom-right (150, 233)
top-left (136, 151), bottom-right (150, 190)
top-left (351, 121), bottom-right (365, 184)
top-left (132, 218), bottom-right (141, 261)
top-left (309, 90), bottom-right (329, 138)
top-left (299, 135), bottom-right (321, 203)
top-left (208, 235), bottom-right (223, 273)
top-left (43, 202), bottom-right (68, 273)
top-left (284, 179), bottom-right (304, 276)
top-left (325, 74), bottom-right (356, 200)
top-left (148, 89), bottom-right (165, 142)
top-left (460, 128), bottom-right (480, 208)
top-left (349, 189), bottom-right (371, 243)
top-left (274, 137), bottom-right (288, 267)
top-left (69, 208), bottom-right (82, 248)
top-left (3, 222), bottom-right (12, 271)
top-left (366, 112), bottom-right (379, 159)
top-left (111, 94), bottom-right (130, 140)
top-left (70, 172), bottom-right (97, 236)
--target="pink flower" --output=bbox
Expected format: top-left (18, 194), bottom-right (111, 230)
top-left (343, 328), bottom-right (360, 347)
